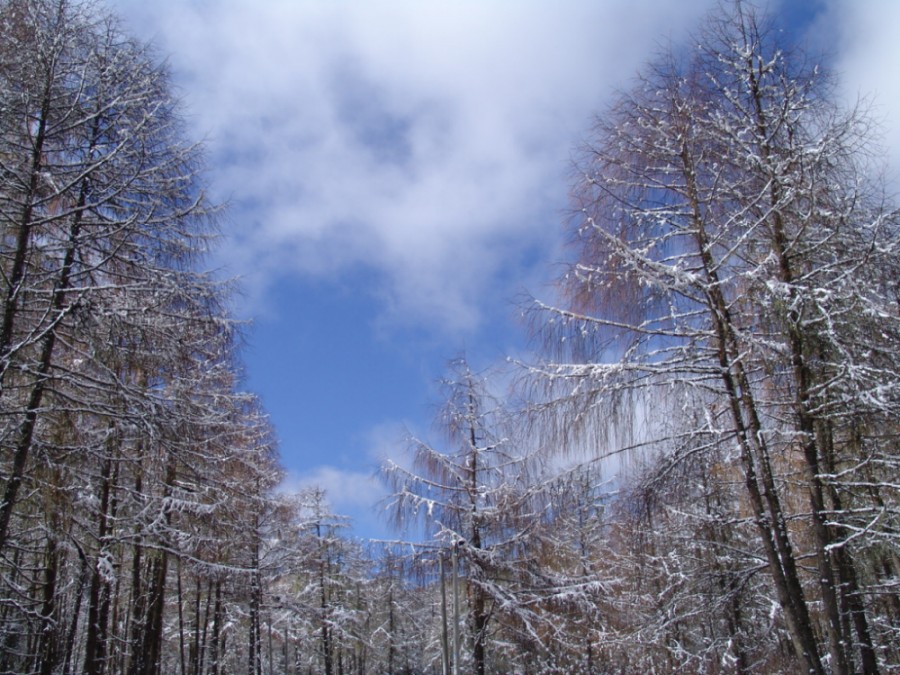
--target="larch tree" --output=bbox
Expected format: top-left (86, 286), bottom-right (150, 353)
top-left (0, 0), bottom-right (217, 552)
top-left (527, 2), bottom-right (899, 673)
top-left (381, 358), bottom-right (554, 675)
top-left (0, 1), bottom-right (284, 673)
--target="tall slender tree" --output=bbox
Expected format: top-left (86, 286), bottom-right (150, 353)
top-left (382, 358), bottom-right (555, 674)
top-left (0, 2), bottom-right (285, 673)
top-left (527, 2), bottom-right (899, 672)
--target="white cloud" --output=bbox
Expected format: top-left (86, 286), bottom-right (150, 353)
top-left (280, 465), bottom-right (388, 535)
top-left (281, 465), bottom-right (382, 509)
top-left (115, 0), bottom-right (716, 334)
top-left (111, 0), bottom-right (900, 337)
top-left (106, 0), bottom-right (900, 536)
top-left (826, 0), bottom-right (900, 181)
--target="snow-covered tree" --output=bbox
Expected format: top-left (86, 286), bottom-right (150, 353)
top-left (381, 358), bottom-right (552, 674)
top-left (527, 2), bottom-right (899, 672)
top-left (0, 2), bottom-right (283, 673)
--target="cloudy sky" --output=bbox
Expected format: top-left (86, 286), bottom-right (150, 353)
top-left (111, 0), bottom-right (900, 537)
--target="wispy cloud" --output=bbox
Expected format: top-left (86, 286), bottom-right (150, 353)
top-left (281, 465), bottom-right (384, 512)
top-left (116, 0), bottom-right (716, 334)
top-left (275, 419), bottom-right (409, 537)
top-left (826, 0), bottom-right (900, 178)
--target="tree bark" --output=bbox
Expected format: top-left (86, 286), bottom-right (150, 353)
top-left (679, 128), bottom-right (825, 675)
top-left (84, 451), bottom-right (115, 675)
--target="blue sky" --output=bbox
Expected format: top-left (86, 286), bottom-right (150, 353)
top-left (112, 0), bottom-right (900, 538)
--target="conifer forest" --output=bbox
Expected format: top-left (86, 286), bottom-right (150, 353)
top-left (0, 0), bottom-right (898, 673)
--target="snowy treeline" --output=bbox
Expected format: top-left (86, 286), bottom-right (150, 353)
top-left (1, 0), bottom-right (898, 674)
top-left (0, 0), bottom-right (281, 672)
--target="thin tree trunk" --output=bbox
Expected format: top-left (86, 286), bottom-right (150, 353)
top-left (742, 41), bottom-right (859, 673)
top-left (209, 580), bottom-right (223, 675)
top-left (387, 583), bottom-right (394, 675)
top-left (440, 556), bottom-right (450, 675)
top-left (176, 559), bottom-right (186, 675)
top-left (0, 73), bottom-right (98, 552)
top-left (84, 448), bottom-right (116, 675)
top-left (768, 201), bottom-right (851, 675)
top-left (37, 536), bottom-right (60, 675)
top-left (249, 538), bottom-right (263, 675)
top-left (679, 128), bottom-right (825, 675)
top-left (0, 37), bottom-right (56, 375)
top-left (467, 416), bottom-right (487, 675)
top-left (135, 553), bottom-right (168, 675)
top-left (62, 542), bottom-right (90, 675)
top-left (135, 453), bottom-right (179, 675)
top-left (0, 185), bottom-right (87, 551)
top-left (197, 577), bottom-right (213, 675)
top-left (128, 473), bottom-right (147, 675)
top-left (821, 422), bottom-right (879, 674)
top-left (309, 517), bottom-right (332, 675)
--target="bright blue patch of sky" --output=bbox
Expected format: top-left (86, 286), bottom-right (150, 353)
top-left (244, 274), bottom-right (429, 462)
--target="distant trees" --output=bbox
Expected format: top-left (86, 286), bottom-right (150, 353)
top-left (382, 358), bottom-right (525, 674)
top-left (381, 358), bottom-right (614, 673)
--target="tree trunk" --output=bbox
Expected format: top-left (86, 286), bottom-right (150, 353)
top-left (680, 131), bottom-right (825, 675)
top-left (84, 450), bottom-right (115, 675)
top-left (0, 26), bottom-right (57, 374)
top-left (0, 70), bottom-right (97, 552)
top-left (134, 553), bottom-right (169, 675)
top-left (37, 536), bottom-right (60, 675)
top-left (209, 580), bottom-right (223, 675)
top-left (177, 560), bottom-right (187, 675)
